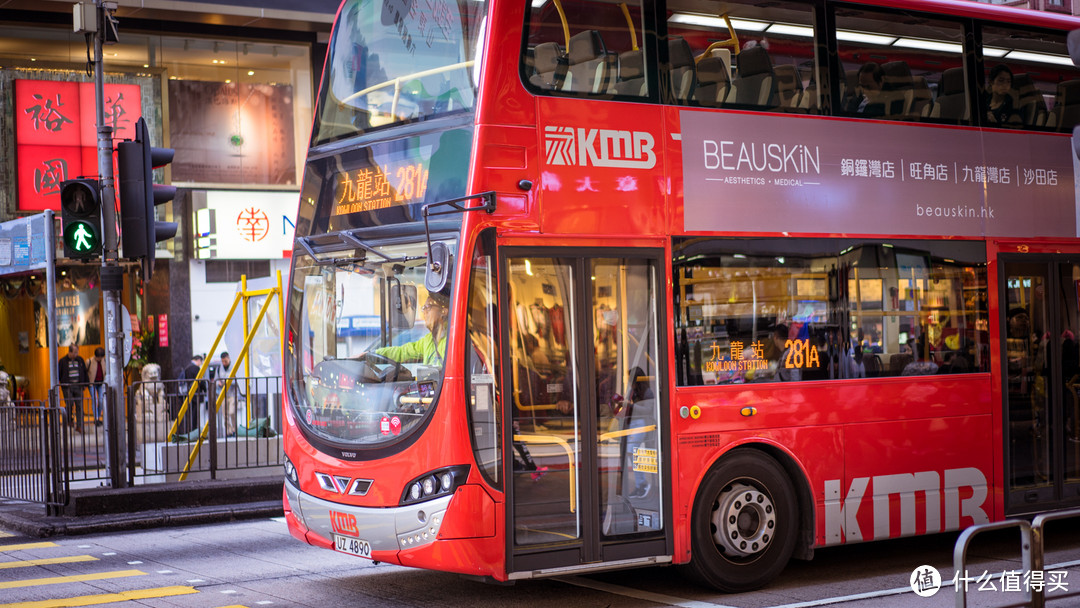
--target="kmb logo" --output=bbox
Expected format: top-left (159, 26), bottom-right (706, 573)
top-left (823, 467), bottom-right (988, 546)
top-left (330, 510), bottom-right (359, 537)
top-left (544, 126), bottom-right (656, 169)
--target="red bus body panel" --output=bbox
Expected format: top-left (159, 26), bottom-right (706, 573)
top-left (284, 0), bottom-right (1080, 584)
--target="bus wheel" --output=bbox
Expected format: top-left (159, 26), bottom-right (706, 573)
top-left (685, 449), bottom-right (798, 592)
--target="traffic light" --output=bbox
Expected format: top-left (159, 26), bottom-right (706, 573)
top-left (118, 116), bottom-right (178, 280)
top-left (60, 178), bottom-right (102, 259)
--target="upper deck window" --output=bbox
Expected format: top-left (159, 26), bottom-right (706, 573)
top-left (834, 8), bottom-right (966, 123)
top-left (312, 0), bottom-right (488, 145)
top-left (665, 0), bottom-right (817, 111)
top-left (979, 25), bottom-right (1080, 131)
top-left (524, 0), bottom-right (650, 98)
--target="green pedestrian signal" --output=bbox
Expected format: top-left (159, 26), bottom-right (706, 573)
top-left (65, 220), bottom-right (98, 253)
top-left (60, 179), bottom-right (102, 259)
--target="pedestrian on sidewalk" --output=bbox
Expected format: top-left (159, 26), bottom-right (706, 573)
top-left (215, 352), bottom-right (242, 436)
top-left (87, 347), bottom-right (107, 427)
top-left (57, 344), bottom-right (88, 432)
top-left (175, 354), bottom-right (205, 435)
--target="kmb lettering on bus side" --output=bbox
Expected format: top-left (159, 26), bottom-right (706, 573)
top-left (330, 510), bottom-right (359, 537)
top-left (544, 126), bottom-right (656, 169)
top-left (823, 467), bottom-right (988, 545)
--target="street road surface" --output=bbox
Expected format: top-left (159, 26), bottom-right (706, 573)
top-left (2, 514), bottom-right (1079, 607)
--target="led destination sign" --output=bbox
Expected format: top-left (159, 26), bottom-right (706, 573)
top-left (311, 127), bottom-right (471, 234)
top-left (704, 338), bottom-right (821, 378)
top-left (332, 155), bottom-right (430, 216)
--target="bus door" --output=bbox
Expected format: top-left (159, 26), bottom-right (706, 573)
top-left (502, 251), bottom-right (670, 574)
top-left (1001, 257), bottom-right (1080, 513)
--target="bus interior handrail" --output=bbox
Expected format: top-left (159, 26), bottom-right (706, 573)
top-left (295, 220), bottom-right (461, 263)
top-left (339, 60), bottom-right (476, 114)
top-left (513, 432), bottom-right (577, 513)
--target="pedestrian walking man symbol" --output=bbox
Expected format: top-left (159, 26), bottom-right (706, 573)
top-left (72, 223), bottom-right (94, 251)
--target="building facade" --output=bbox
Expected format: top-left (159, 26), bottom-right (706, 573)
top-left (0, 0), bottom-right (335, 400)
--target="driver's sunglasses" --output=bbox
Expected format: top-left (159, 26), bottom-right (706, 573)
top-left (422, 301), bottom-right (445, 311)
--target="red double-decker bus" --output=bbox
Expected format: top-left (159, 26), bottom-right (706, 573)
top-left (283, 0), bottom-right (1080, 591)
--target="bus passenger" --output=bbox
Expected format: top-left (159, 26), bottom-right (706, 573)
top-left (374, 291), bottom-right (449, 365)
top-left (1006, 307), bottom-right (1034, 395)
top-left (772, 324), bottom-right (801, 382)
top-left (843, 62), bottom-right (885, 116)
top-left (984, 64), bottom-right (1018, 125)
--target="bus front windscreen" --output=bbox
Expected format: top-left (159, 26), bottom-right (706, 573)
top-left (313, 0), bottom-right (488, 144)
top-left (287, 239), bottom-right (455, 446)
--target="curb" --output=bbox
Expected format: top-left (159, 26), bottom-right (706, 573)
top-left (0, 501), bottom-right (284, 538)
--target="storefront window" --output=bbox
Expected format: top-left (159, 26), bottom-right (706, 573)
top-left (0, 26), bottom-right (313, 216)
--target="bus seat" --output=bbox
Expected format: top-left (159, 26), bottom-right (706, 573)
top-left (668, 37), bottom-right (696, 103)
top-left (840, 69), bottom-right (858, 106)
top-left (694, 55), bottom-right (731, 106)
top-left (529, 42), bottom-right (567, 90)
top-left (615, 49), bottom-right (646, 96)
top-left (799, 79), bottom-right (819, 112)
top-left (911, 76), bottom-right (932, 118)
top-left (1013, 73), bottom-right (1047, 128)
top-left (774, 64), bottom-right (803, 109)
top-left (888, 353), bottom-right (913, 376)
top-left (707, 47), bottom-right (732, 66)
top-left (880, 61), bottom-right (914, 116)
top-left (566, 30), bottom-right (615, 94)
top-left (864, 353), bottom-right (882, 378)
top-left (930, 67), bottom-right (968, 122)
top-left (733, 45), bottom-right (777, 108)
top-left (1050, 80), bottom-right (1080, 131)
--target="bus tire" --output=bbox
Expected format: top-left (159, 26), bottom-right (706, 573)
top-left (684, 448), bottom-right (798, 592)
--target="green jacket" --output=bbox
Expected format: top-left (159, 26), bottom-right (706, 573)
top-left (376, 333), bottom-right (447, 366)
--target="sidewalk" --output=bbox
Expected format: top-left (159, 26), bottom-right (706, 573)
top-left (0, 477), bottom-right (284, 537)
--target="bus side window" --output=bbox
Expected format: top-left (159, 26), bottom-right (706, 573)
top-left (523, 0), bottom-right (648, 99)
top-left (466, 229), bottom-right (501, 488)
top-left (666, 0), bottom-right (816, 114)
top-left (672, 238), bottom-right (989, 387)
top-left (833, 7), bottom-right (965, 124)
top-left (980, 25), bottom-right (1080, 132)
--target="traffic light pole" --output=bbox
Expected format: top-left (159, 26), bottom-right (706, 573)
top-left (92, 1), bottom-right (128, 488)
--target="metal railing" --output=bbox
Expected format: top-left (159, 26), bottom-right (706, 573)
top-left (954, 508), bottom-right (1080, 608)
top-left (0, 376), bottom-right (283, 511)
top-left (0, 400), bottom-right (67, 514)
top-left (126, 376), bottom-right (283, 484)
top-left (53, 382), bottom-right (112, 486)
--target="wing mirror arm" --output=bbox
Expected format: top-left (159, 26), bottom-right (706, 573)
top-left (421, 191), bottom-right (496, 293)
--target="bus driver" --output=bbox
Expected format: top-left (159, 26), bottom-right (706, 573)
top-left (374, 291), bottom-right (450, 366)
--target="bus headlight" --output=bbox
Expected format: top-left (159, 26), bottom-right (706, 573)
top-left (400, 465), bottom-right (470, 505)
top-left (284, 455), bottom-right (299, 486)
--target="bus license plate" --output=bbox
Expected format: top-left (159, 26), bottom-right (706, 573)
top-left (334, 535), bottom-right (372, 559)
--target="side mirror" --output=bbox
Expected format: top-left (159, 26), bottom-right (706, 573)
top-left (391, 284), bottom-right (417, 329)
top-left (1068, 29), bottom-right (1080, 68)
top-left (1071, 30), bottom-right (1080, 160)
top-left (425, 241), bottom-right (451, 294)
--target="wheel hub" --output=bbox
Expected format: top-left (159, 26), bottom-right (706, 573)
top-left (711, 482), bottom-right (775, 557)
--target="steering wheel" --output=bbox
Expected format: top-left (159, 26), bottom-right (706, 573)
top-left (358, 351), bottom-right (409, 383)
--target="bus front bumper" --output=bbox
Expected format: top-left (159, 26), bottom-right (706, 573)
top-left (284, 478), bottom-right (451, 557)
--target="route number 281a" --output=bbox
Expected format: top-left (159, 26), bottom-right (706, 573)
top-left (784, 339), bottom-right (820, 369)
